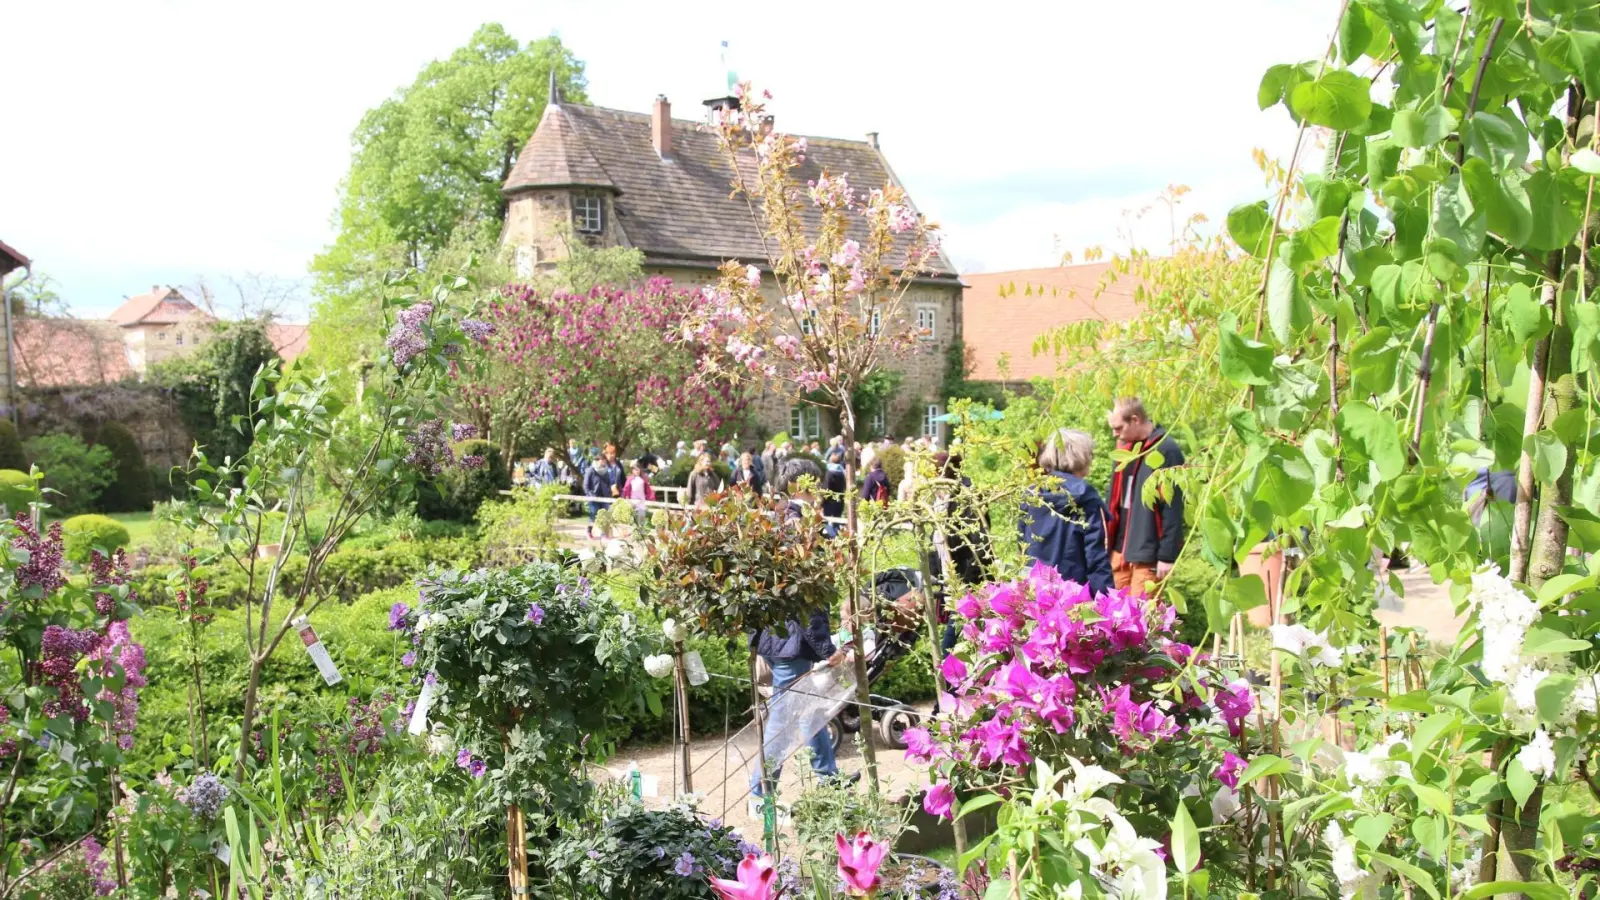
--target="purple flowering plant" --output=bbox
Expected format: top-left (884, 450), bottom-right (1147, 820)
top-left (0, 510), bottom-right (150, 898)
top-left (912, 562), bottom-right (1253, 837)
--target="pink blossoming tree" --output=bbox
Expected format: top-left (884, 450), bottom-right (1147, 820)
top-left (461, 278), bottom-right (746, 456)
top-left (689, 85), bottom-right (944, 782)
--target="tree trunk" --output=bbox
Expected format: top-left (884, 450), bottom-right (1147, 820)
top-left (837, 406), bottom-right (879, 789)
top-left (1526, 315), bottom-right (1576, 589)
top-left (234, 658), bottom-right (265, 779)
top-left (1509, 266), bottom-right (1560, 583)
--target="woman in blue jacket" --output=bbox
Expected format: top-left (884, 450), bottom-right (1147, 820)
top-left (1019, 429), bottom-right (1113, 595)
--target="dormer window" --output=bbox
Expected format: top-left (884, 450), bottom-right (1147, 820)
top-left (573, 193), bottom-right (604, 234)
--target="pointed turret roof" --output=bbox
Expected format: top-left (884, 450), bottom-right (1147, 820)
top-left (502, 101), bottom-right (616, 193)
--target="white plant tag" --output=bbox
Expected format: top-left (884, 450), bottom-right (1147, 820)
top-left (683, 650), bottom-right (710, 687)
top-left (408, 680), bottom-right (439, 736)
top-left (212, 840), bottom-right (232, 865)
top-left (292, 616), bottom-right (342, 686)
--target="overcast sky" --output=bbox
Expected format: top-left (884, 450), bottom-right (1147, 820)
top-left (1, 1), bottom-right (1329, 320)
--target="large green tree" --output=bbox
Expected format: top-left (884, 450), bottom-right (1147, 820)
top-left (308, 24), bottom-right (587, 374)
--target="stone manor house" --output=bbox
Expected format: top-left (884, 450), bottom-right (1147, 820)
top-left (498, 84), bottom-right (963, 444)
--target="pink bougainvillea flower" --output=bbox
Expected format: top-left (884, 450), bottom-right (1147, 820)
top-left (1216, 751), bottom-right (1245, 789)
top-left (1216, 680), bottom-right (1255, 737)
top-left (954, 592), bottom-right (982, 619)
top-left (987, 583), bottom-right (1024, 618)
top-left (1094, 591), bottom-right (1149, 650)
top-left (709, 852), bottom-right (777, 900)
top-left (836, 832), bottom-right (887, 896)
top-left (939, 654), bottom-right (968, 687)
top-left (970, 714), bottom-right (1033, 768)
top-left (923, 780), bottom-right (956, 820)
top-left (902, 726), bottom-right (940, 764)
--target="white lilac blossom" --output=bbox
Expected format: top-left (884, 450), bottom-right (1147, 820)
top-left (1467, 566), bottom-right (1540, 684)
top-left (662, 618), bottom-right (688, 643)
top-left (1517, 729), bottom-right (1557, 779)
top-left (1270, 623), bottom-right (1345, 667)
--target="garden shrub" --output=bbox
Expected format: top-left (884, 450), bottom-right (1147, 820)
top-left (61, 513), bottom-right (132, 563)
top-left (94, 421), bottom-right (155, 512)
top-left (659, 454), bottom-right (731, 488)
top-left (23, 432), bottom-right (113, 514)
top-left (543, 801), bottom-right (746, 899)
top-left (0, 469), bottom-right (35, 513)
top-left (477, 484), bottom-right (561, 563)
top-left (415, 438), bottom-right (509, 522)
top-left (0, 419), bottom-right (27, 470)
top-left (874, 444), bottom-right (906, 496)
top-left (1161, 554), bottom-right (1225, 648)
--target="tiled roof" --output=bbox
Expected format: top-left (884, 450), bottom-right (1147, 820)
top-left (266, 323), bottom-right (310, 362)
top-left (0, 239), bottom-right (30, 276)
top-left (504, 102), bottom-right (616, 191)
top-left (108, 287), bottom-right (213, 326)
top-left (962, 263), bottom-right (1144, 382)
top-left (503, 102), bottom-right (958, 279)
top-left (12, 318), bottom-right (134, 387)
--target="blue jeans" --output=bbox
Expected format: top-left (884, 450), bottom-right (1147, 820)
top-left (751, 656), bottom-right (839, 795)
top-left (587, 501), bottom-right (603, 524)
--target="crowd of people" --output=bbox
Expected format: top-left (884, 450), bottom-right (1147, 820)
top-left (509, 397), bottom-right (1186, 797)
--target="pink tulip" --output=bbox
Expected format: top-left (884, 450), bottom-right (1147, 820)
top-left (708, 853), bottom-right (777, 900)
top-left (836, 832), bottom-right (887, 896)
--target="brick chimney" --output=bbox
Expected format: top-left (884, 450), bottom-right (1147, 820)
top-left (866, 132), bottom-right (879, 149)
top-left (652, 95), bottom-right (672, 159)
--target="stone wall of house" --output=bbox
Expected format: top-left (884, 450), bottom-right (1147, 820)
top-left (16, 383), bottom-right (193, 474)
top-left (649, 265), bottom-right (960, 443)
top-left (503, 189), bottom-right (627, 272)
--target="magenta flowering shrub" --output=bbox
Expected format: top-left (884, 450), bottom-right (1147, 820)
top-left (911, 562), bottom-right (1251, 834)
top-left (460, 278), bottom-right (746, 453)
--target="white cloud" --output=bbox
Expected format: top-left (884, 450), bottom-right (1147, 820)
top-left (0, 0), bottom-right (1332, 315)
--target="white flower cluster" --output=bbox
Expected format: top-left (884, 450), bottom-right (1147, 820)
top-left (1516, 728), bottom-right (1557, 780)
top-left (661, 618), bottom-right (689, 643)
top-left (1468, 566), bottom-right (1540, 684)
top-left (1031, 759), bottom-right (1167, 900)
top-left (1322, 822), bottom-right (1381, 900)
top-left (1270, 623), bottom-right (1348, 667)
top-left (412, 612), bottom-right (448, 634)
top-left (1342, 732), bottom-right (1411, 789)
top-left (642, 654), bottom-right (675, 679)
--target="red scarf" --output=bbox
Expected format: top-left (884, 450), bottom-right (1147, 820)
top-left (1105, 433), bottom-right (1160, 551)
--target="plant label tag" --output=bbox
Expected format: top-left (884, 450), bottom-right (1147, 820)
top-left (408, 680), bottom-right (439, 736)
top-left (683, 650), bottom-right (710, 686)
top-left (212, 841), bottom-right (231, 865)
top-left (57, 739), bottom-right (75, 764)
top-left (292, 616), bottom-right (342, 686)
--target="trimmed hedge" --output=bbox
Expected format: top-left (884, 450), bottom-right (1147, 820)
top-left (62, 514), bottom-right (132, 563)
top-left (0, 420), bottom-right (26, 471)
top-left (0, 469), bottom-right (34, 514)
top-left (95, 422), bottom-right (155, 513)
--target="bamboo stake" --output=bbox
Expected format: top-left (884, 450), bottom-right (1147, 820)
top-left (506, 803), bottom-right (528, 896)
top-left (673, 639), bottom-right (694, 794)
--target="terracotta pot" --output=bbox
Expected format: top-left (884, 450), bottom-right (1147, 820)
top-left (1239, 544), bottom-right (1284, 629)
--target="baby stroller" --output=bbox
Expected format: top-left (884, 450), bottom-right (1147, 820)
top-left (826, 567), bottom-right (928, 751)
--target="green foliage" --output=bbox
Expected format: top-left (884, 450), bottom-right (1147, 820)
top-left (61, 513), bottom-right (132, 563)
top-left (659, 454), bottom-right (733, 488)
top-left (852, 369), bottom-right (903, 440)
top-left (94, 421), bottom-right (155, 512)
top-left (152, 320), bottom-right (281, 466)
top-left (940, 336), bottom-right (1004, 407)
top-left (649, 490), bottom-right (842, 637)
top-left (475, 483), bottom-right (561, 563)
top-left (0, 418), bottom-right (27, 470)
top-left (415, 439), bottom-right (509, 522)
top-left (309, 25), bottom-right (586, 377)
top-left (874, 444), bottom-right (907, 496)
top-left (544, 802), bottom-right (745, 899)
top-left (0, 468), bottom-right (35, 513)
top-left (23, 432), bottom-right (113, 513)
